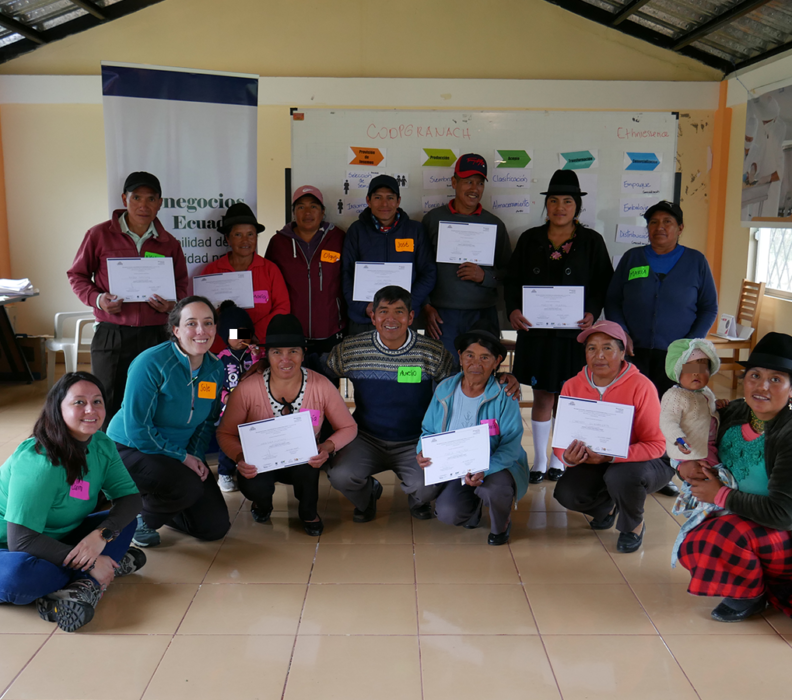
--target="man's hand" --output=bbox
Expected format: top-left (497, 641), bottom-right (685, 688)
top-left (497, 373), bottom-right (521, 400)
top-left (457, 263), bottom-right (485, 283)
top-left (147, 294), bottom-right (174, 313)
top-left (424, 304), bottom-right (444, 340)
top-left (99, 293), bottom-right (123, 314)
top-left (577, 312), bottom-right (594, 330)
top-left (509, 309), bottom-right (531, 332)
top-left (464, 471), bottom-right (485, 487)
top-left (416, 451), bottom-right (432, 469)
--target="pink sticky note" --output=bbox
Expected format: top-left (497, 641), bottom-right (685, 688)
top-left (481, 418), bottom-right (499, 436)
top-left (253, 289), bottom-right (270, 304)
top-left (69, 479), bottom-right (90, 500)
top-left (300, 408), bottom-right (321, 426)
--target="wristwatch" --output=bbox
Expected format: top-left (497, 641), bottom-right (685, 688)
top-left (99, 528), bottom-right (118, 543)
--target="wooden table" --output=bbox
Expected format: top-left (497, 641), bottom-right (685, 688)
top-left (0, 290), bottom-right (39, 383)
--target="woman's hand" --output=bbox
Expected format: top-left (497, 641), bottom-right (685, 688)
top-left (63, 529), bottom-right (106, 570)
top-left (577, 312), bottom-right (595, 330)
top-left (688, 467), bottom-right (723, 504)
top-left (509, 309), bottom-right (531, 332)
top-left (563, 440), bottom-right (588, 467)
top-left (584, 449), bottom-right (613, 465)
top-left (236, 460), bottom-right (258, 480)
top-left (308, 440), bottom-right (336, 469)
top-left (90, 555), bottom-right (119, 588)
top-left (678, 459), bottom-right (708, 482)
top-left (423, 304), bottom-right (444, 340)
top-left (183, 454), bottom-right (208, 481)
top-left (416, 451), bottom-right (432, 469)
top-left (464, 472), bottom-right (485, 488)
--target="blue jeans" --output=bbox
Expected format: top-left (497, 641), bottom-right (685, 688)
top-left (433, 306), bottom-right (500, 368)
top-left (0, 512), bottom-right (135, 606)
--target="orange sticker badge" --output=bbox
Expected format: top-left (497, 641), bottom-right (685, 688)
top-left (197, 381), bottom-right (217, 399)
top-left (395, 239), bottom-right (414, 252)
top-left (321, 250), bottom-right (341, 263)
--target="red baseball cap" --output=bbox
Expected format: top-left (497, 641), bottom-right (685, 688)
top-left (454, 154), bottom-right (488, 181)
top-left (292, 185), bottom-right (324, 206)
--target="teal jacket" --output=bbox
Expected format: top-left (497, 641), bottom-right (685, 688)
top-left (417, 373), bottom-right (529, 501)
top-left (107, 341), bottom-right (224, 462)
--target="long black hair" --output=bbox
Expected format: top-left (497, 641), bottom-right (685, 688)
top-left (32, 371), bottom-right (106, 485)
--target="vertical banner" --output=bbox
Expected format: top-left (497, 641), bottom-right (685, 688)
top-left (102, 62), bottom-right (259, 278)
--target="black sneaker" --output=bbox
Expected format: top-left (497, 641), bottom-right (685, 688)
top-left (616, 524), bottom-right (645, 553)
top-left (711, 596), bottom-right (767, 622)
top-left (353, 478), bottom-right (383, 523)
top-left (36, 578), bottom-right (103, 633)
top-left (114, 547), bottom-right (147, 578)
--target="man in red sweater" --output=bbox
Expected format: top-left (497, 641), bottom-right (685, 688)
top-left (67, 172), bottom-right (188, 427)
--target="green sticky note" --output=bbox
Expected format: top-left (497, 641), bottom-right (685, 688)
top-left (628, 265), bottom-right (649, 281)
top-left (144, 251), bottom-right (165, 258)
top-left (397, 366), bottom-right (421, 383)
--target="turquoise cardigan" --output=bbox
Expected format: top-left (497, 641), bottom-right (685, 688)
top-left (417, 373), bottom-right (529, 501)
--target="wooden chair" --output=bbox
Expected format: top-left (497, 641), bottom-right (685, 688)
top-left (707, 279), bottom-right (766, 388)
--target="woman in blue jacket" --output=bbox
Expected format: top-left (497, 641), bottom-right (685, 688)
top-left (108, 296), bottom-right (229, 548)
top-left (417, 326), bottom-right (529, 545)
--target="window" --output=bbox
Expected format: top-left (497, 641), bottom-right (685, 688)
top-left (752, 227), bottom-right (792, 299)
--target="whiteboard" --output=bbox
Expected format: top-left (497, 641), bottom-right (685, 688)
top-left (291, 109), bottom-right (678, 261)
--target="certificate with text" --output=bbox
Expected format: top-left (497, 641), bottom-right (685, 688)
top-left (422, 424), bottom-right (491, 486)
top-left (551, 396), bottom-right (634, 460)
top-left (352, 262), bottom-right (413, 302)
top-left (193, 270), bottom-right (254, 309)
top-left (522, 286), bottom-right (584, 329)
top-left (238, 412), bottom-right (318, 474)
top-left (436, 221), bottom-right (497, 266)
top-left (107, 257), bottom-right (177, 302)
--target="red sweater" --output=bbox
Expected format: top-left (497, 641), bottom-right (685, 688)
top-left (553, 362), bottom-right (665, 465)
top-left (200, 253), bottom-right (290, 353)
top-left (67, 210), bottom-right (188, 327)
top-left (265, 222), bottom-right (346, 340)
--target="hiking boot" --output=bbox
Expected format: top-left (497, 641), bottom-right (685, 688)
top-left (36, 578), bottom-right (103, 633)
top-left (132, 514), bottom-right (160, 547)
top-left (114, 547), bottom-right (147, 578)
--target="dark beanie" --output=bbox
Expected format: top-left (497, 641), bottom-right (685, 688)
top-left (265, 314), bottom-right (306, 348)
top-left (217, 300), bottom-right (254, 345)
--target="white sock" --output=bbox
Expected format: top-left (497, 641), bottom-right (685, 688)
top-left (549, 451), bottom-right (565, 473)
top-left (531, 419), bottom-right (552, 473)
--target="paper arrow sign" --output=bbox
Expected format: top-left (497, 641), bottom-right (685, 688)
top-left (349, 147), bottom-right (385, 167)
top-left (560, 150), bottom-right (597, 170)
top-left (625, 152), bottom-right (661, 171)
top-left (422, 149), bottom-right (457, 167)
top-left (495, 150), bottom-right (532, 168)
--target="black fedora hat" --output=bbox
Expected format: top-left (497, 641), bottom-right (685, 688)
top-left (540, 170), bottom-right (587, 197)
top-left (739, 332), bottom-right (792, 375)
top-left (265, 314), bottom-right (306, 349)
top-left (218, 203), bottom-right (265, 236)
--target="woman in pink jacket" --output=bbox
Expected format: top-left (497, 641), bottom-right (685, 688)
top-left (552, 321), bottom-right (671, 553)
top-left (217, 314), bottom-right (357, 536)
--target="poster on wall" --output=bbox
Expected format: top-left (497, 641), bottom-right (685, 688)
top-left (102, 62), bottom-right (259, 279)
top-left (741, 86), bottom-right (792, 227)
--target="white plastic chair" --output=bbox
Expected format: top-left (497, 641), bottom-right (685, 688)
top-left (45, 311), bottom-right (95, 389)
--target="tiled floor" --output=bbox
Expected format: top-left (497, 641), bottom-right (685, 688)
top-left (2, 371), bottom-right (792, 700)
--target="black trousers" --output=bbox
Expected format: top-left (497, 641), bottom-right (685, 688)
top-left (116, 444), bottom-right (230, 541)
top-left (553, 458), bottom-right (674, 533)
top-left (92, 323), bottom-right (168, 428)
top-left (238, 463), bottom-right (321, 522)
top-left (631, 348), bottom-right (674, 399)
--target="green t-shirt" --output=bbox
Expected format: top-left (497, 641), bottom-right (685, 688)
top-left (0, 432), bottom-right (139, 546)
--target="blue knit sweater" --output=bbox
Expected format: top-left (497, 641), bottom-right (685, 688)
top-left (605, 245), bottom-right (718, 351)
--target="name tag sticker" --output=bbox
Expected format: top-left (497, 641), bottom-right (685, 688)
top-left (395, 238), bottom-right (414, 253)
top-left (481, 418), bottom-right (500, 436)
top-left (70, 479), bottom-right (90, 500)
top-left (320, 250), bottom-right (341, 263)
top-left (143, 251), bottom-right (165, 258)
top-left (198, 381), bottom-right (217, 399)
top-left (628, 265), bottom-right (650, 281)
top-left (300, 408), bottom-right (322, 426)
top-left (397, 366), bottom-right (421, 383)
top-left (253, 290), bottom-right (270, 304)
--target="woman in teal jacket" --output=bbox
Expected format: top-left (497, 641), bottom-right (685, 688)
top-left (417, 327), bottom-right (529, 545)
top-left (108, 296), bottom-right (229, 548)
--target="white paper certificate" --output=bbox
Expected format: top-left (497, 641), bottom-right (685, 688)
top-left (551, 396), bottom-right (635, 460)
top-left (238, 412), bottom-right (318, 474)
top-left (193, 271), bottom-right (254, 309)
top-left (435, 221), bottom-right (497, 266)
top-left (522, 286), bottom-right (584, 329)
top-left (352, 262), bottom-right (413, 302)
top-left (422, 424), bottom-right (491, 486)
top-left (106, 257), bottom-right (177, 302)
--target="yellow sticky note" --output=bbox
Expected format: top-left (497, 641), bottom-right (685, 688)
top-left (395, 238), bottom-right (414, 253)
top-left (321, 250), bottom-right (341, 263)
top-left (197, 381), bottom-right (217, 399)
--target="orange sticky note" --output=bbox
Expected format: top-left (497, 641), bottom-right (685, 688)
top-left (321, 250), bottom-right (340, 263)
top-left (197, 381), bottom-right (217, 399)
top-left (395, 238), bottom-right (414, 252)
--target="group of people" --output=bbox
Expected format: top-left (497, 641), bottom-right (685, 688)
top-left (0, 155), bottom-right (790, 635)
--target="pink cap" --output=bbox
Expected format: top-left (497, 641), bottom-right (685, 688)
top-left (292, 185), bottom-right (324, 206)
top-left (577, 320), bottom-right (634, 356)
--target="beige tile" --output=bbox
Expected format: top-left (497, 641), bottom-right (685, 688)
top-left (228, 509), bottom-right (322, 544)
top-left (55, 583), bottom-right (198, 635)
top-left (178, 583), bottom-right (306, 635)
top-left (417, 584), bottom-right (537, 635)
top-left (415, 544), bottom-right (520, 584)
top-left (4, 634), bottom-right (170, 700)
top-left (544, 635), bottom-right (698, 700)
top-left (516, 482), bottom-right (568, 512)
top-left (0, 635), bottom-right (49, 694)
top-left (0, 603), bottom-right (57, 634)
top-left (762, 607), bottom-right (792, 634)
top-left (512, 541), bottom-right (625, 584)
top-left (665, 634), bottom-right (792, 700)
top-left (143, 635), bottom-right (293, 700)
top-left (204, 539), bottom-right (317, 584)
top-left (311, 544), bottom-right (415, 584)
top-left (609, 541), bottom-right (692, 586)
top-left (319, 510), bottom-right (414, 544)
top-left (421, 635), bottom-right (560, 700)
top-left (509, 510), bottom-right (599, 546)
top-left (324, 480), bottom-right (409, 514)
top-left (412, 515), bottom-right (490, 545)
top-left (527, 584), bottom-right (657, 635)
top-left (300, 584), bottom-right (417, 635)
top-left (631, 583), bottom-right (777, 635)
top-left (285, 636), bottom-right (422, 700)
